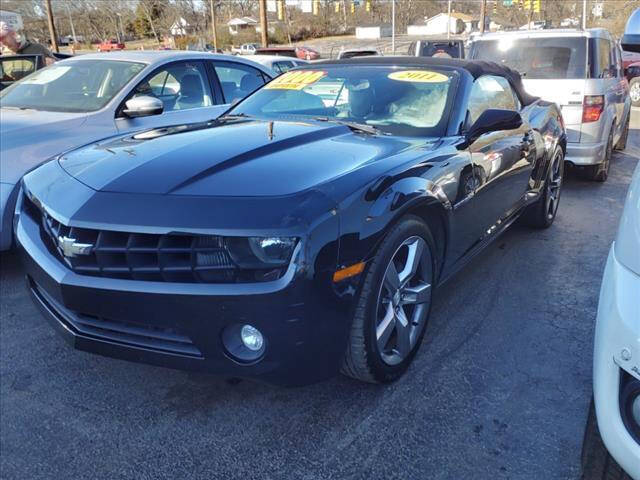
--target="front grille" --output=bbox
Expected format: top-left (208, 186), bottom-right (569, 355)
top-left (27, 196), bottom-right (282, 284)
top-left (31, 280), bottom-right (202, 357)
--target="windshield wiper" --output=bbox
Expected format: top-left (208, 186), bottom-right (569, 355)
top-left (216, 112), bottom-right (252, 123)
top-left (312, 116), bottom-right (387, 135)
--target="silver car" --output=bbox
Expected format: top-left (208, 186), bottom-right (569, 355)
top-left (0, 51), bottom-right (273, 250)
top-left (470, 28), bottom-right (631, 182)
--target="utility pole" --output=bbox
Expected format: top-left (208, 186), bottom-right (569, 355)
top-left (210, 0), bottom-right (218, 50)
top-left (582, 0), bottom-right (587, 29)
top-left (259, 0), bottom-right (268, 48)
top-left (479, 0), bottom-right (487, 34)
top-left (391, 0), bottom-right (395, 54)
top-left (65, 3), bottom-right (77, 45)
top-left (447, 0), bottom-right (451, 39)
top-left (45, 0), bottom-right (59, 53)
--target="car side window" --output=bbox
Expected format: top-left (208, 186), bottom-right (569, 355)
top-left (132, 61), bottom-right (212, 112)
top-left (0, 58), bottom-right (37, 82)
top-left (214, 62), bottom-right (267, 104)
top-left (596, 39), bottom-right (612, 78)
top-left (273, 61), bottom-right (295, 74)
top-left (467, 75), bottom-right (518, 125)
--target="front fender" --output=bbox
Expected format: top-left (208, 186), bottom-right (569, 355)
top-left (337, 175), bottom-right (451, 270)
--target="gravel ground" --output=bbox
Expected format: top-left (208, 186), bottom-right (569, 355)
top-left (1, 108), bottom-right (639, 480)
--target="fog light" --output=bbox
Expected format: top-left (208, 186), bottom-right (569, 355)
top-left (240, 325), bottom-right (264, 351)
top-left (633, 395), bottom-right (640, 426)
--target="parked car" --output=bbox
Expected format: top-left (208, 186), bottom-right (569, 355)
top-left (255, 46), bottom-right (320, 60)
top-left (470, 28), bottom-right (631, 182)
top-left (581, 163), bottom-right (640, 480)
top-left (295, 46), bottom-right (320, 60)
top-left (626, 62), bottom-right (640, 107)
top-left (16, 57), bottom-right (565, 386)
top-left (408, 39), bottom-right (465, 59)
top-left (336, 48), bottom-right (381, 59)
top-left (255, 46), bottom-right (298, 58)
top-left (231, 43), bottom-right (259, 55)
top-left (245, 54), bottom-right (308, 76)
top-left (581, 12), bottom-right (640, 480)
top-left (0, 51), bottom-right (273, 250)
top-left (97, 39), bottom-right (125, 52)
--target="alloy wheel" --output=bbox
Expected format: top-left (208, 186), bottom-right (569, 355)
top-left (546, 150), bottom-right (563, 220)
top-left (375, 236), bottom-right (432, 366)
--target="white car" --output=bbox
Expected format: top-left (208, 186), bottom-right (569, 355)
top-left (581, 160), bottom-right (640, 479)
top-left (244, 55), bottom-right (308, 76)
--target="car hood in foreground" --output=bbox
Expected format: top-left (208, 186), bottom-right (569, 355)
top-left (0, 108), bottom-right (88, 185)
top-left (58, 119), bottom-right (420, 197)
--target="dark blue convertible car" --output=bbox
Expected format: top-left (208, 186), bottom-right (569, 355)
top-left (17, 58), bottom-right (566, 385)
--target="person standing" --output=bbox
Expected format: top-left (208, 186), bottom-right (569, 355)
top-left (0, 21), bottom-right (56, 66)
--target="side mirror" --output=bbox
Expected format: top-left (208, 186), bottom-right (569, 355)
top-left (466, 109), bottom-right (523, 142)
top-left (122, 96), bottom-right (163, 118)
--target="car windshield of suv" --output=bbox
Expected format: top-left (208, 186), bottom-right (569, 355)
top-left (230, 66), bottom-right (455, 137)
top-left (0, 60), bottom-right (145, 112)
top-left (472, 37), bottom-right (587, 79)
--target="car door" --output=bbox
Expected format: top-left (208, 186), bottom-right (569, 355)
top-left (115, 60), bottom-right (226, 133)
top-left (465, 75), bottom-right (533, 234)
top-left (0, 55), bottom-right (43, 90)
top-left (211, 61), bottom-right (268, 105)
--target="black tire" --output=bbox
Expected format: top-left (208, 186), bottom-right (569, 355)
top-left (581, 398), bottom-right (633, 480)
top-left (521, 147), bottom-right (564, 229)
top-left (341, 215), bottom-right (437, 383)
top-left (586, 126), bottom-right (614, 182)
top-left (630, 78), bottom-right (640, 108)
top-left (615, 113), bottom-right (629, 151)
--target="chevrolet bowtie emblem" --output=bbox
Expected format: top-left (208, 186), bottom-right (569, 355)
top-left (57, 235), bottom-right (93, 258)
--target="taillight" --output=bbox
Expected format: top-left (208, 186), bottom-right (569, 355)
top-left (582, 95), bottom-right (604, 123)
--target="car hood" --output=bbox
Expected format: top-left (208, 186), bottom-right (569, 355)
top-left (0, 108), bottom-right (88, 185)
top-left (58, 119), bottom-right (419, 197)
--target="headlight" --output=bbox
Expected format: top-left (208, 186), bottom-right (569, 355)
top-left (226, 236), bottom-right (298, 269)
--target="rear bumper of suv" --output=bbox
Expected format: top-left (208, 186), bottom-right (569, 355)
top-left (565, 140), bottom-right (606, 166)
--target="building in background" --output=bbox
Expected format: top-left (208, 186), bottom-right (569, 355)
top-left (355, 23), bottom-right (392, 39)
top-left (407, 12), bottom-right (477, 36)
top-left (227, 17), bottom-right (258, 35)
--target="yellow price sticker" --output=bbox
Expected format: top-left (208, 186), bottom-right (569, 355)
top-left (265, 70), bottom-right (327, 90)
top-left (388, 70), bottom-right (449, 83)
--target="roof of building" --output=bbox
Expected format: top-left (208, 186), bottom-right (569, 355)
top-left (227, 17), bottom-right (258, 26)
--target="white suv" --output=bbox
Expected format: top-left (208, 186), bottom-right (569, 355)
top-left (470, 28), bottom-right (631, 182)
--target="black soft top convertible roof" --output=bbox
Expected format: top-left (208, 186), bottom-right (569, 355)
top-left (314, 56), bottom-right (539, 106)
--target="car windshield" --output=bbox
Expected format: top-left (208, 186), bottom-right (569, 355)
top-left (421, 42), bottom-right (462, 58)
top-left (471, 37), bottom-right (587, 79)
top-left (0, 60), bottom-right (145, 112)
top-left (230, 66), bottom-right (455, 137)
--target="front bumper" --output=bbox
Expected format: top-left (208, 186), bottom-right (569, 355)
top-left (16, 198), bottom-right (350, 386)
top-left (593, 244), bottom-right (640, 479)
top-left (565, 140), bottom-right (606, 166)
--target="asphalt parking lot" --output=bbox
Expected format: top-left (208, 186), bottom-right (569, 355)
top-left (1, 108), bottom-right (639, 480)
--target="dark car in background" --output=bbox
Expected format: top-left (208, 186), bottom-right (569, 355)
top-left (408, 39), bottom-right (465, 59)
top-left (16, 58), bottom-right (565, 386)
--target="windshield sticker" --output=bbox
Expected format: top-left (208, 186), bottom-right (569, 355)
top-left (22, 66), bottom-right (70, 84)
top-left (388, 70), bottom-right (448, 83)
top-left (265, 70), bottom-right (327, 90)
